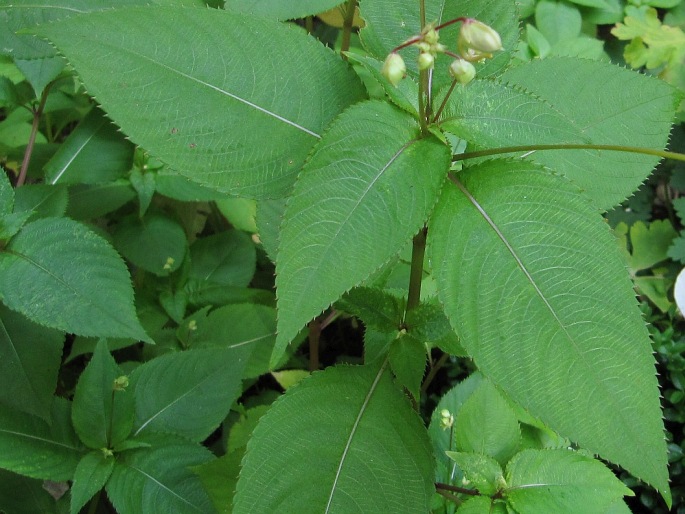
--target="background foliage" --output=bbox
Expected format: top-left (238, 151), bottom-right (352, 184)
top-left (0, 0), bottom-right (684, 513)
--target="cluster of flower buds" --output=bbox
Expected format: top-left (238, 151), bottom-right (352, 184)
top-left (381, 17), bottom-right (502, 87)
top-left (439, 408), bottom-right (454, 430)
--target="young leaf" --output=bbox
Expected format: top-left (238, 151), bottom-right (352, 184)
top-left (505, 449), bottom-right (632, 514)
top-left (275, 100), bottom-right (451, 352)
top-left (112, 212), bottom-right (187, 277)
top-left (194, 449), bottom-right (243, 514)
top-left (189, 230), bottom-right (256, 288)
top-left (445, 452), bottom-right (504, 495)
top-left (389, 334), bottom-right (427, 399)
top-left (0, 304), bottom-right (64, 421)
top-left (454, 379), bottom-right (520, 465)
top-left (13, 184), bottom-right (68, 221)
top-left (31, 6), bottom-right (365, 198)
top-left (429, 159), bottom-right (669, 501)
top-left (192, 303), bottom-right (278, 378)
top-left (457, 496), bottom-right (498, 514)
top-left (130, 346), bottom-right (251, 441)
top-left (70, 450), bottom-right (116, 514)
top-left (500, 57), bottom-right (678, 209)
top-left (106, 435), bottom-right (216, 514)
top-left (0, 398), bottom-right (83, 481)
top-left (0, 217), bottom-right (150, 341)
top-left (234, 364), bottom-right (435, 513)
top-left (72, 340), bottom-right (134, 449)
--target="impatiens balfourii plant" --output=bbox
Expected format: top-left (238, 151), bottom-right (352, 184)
top-left (0, 0), bottom-right (683, 512)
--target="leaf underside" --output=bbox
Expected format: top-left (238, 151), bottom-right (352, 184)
top-left (429, 159), bottom-right (669, 499)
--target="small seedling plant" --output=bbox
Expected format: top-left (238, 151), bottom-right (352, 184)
top-left (0, 0), bottom-right (683, 512)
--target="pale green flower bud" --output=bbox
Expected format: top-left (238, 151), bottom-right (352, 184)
top-left (423, 28), bottom-right (439, 45)
top-left (459, 19), bottom-right (503, 55)
top-left (449, 59), bottom-right (476, 84)
top-left (439, 408), bottom-right (454, 430)
top-left (417, 52), bottom-right (435, 70)
top-left (382, 53), bottom-right (406, 86)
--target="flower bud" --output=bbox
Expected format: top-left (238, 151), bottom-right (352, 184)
top-left (423, 28), bottom-right (439, 45)
top-left (417, 52), bottom-right (435, 70)
top-left (459, 19), bottom-right (503, 55)
top-left (449, 59), bottom-right (476, 84)
top-left (381, 53), bottom-right (406, 86)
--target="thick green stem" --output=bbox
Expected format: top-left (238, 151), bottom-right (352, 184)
top-left (340, 0), bottom-right (357, 59)
top-left (452, 143), bottom-right (685, 163)
top-left (404, 226), bottom-right (428, 321)
top-left (419, 0), bottom-right (426, 29)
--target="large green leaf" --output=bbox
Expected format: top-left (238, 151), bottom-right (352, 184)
top-left (0, 217), bottom-right (150, 341)
top-left (234, 364), bottom-right (435, 513)
top-left (505, 449), bottom-right (632, 514)
top-left (130, 347), bottom-right (250, 441)
top-left (106, 435), bottom-right (215, 514)
top-left (0, 469), bottom-right (64, 514)
top-left (188, 230), bottom-right (256, 288)
top-left (275, 100), bottom-right (450, 351)
top-left (224, 0), bottom-right (345, 20)
top-left (438, 80), bottom-right (587, 151)
top-left (359, 0), bottom-right (518, 87)
top-left (0, 398), bottom-right (83, 481)
top-left (428, 159), bottom-right (669, 501)
top-left (72, 341), bottom-right (134, 449)
top-left (500, 57), bottom-right (678, 209)
top-left (32, 6), bottom-right (365, 198)
top-left (0, 304), bottom-right (63, 421)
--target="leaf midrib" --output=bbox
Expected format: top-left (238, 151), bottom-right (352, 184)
top-left (450, 174), bottom-right (645, 456)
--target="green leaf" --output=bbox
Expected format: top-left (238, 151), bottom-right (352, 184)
top-left (129, 168), bottom-right (156, 217)
top-left (189, 230), bottom-right (256, 288)
top-left (0, 304), bottom-right (64, 421)
top-left (439, 80), bottom-right (587, 153)
top-left (456, 496), bottom-right (497, 514)
top-left (0, 165), bottom-right (13, 213)
top-left (234, 364), bottom-right (435, 513)
top-left (338, 287), bottom-right (403, 333)
top-left (0, 469), bottom-right (63, 514)
top-left (130, 347), bottom-right (251, 441)
top-left (72, 340), bottom-right (134, 449)
top-left (66, 181), bottom-right (136, 220)
top-left (70, 450), bottom-right (116, 514)
top-left (359, 0), bottom-right (518, 87)
top-left (535, 0), bottom-right (582, 44)
top-left (106, 435), bottom-right (216, 514)
top-left (429, 160), bottom-right (669, 500)
top-left (428, 374), bottom-right (484, 483)
top-left (194, 449), bottom-right (243, 514)
top-left (454, 379), bottom-right (520, 465)
top-left (13, 184), bottom-right (68, 221)
top-left (389, 334), bottom-right (427, 399)
top-left (0, 398), bottom-right (83, 481)
top-left (192, 303), bottom-right (278, 378)
top-left (500, 57), bottom-right (678, 209)
top-left (505, 449), bottom-right (632, 514)
top-left (224, 0), bottom-right (345, 20)
top-left (275, 100), bottom-right (450, 350)
top-left (44, 107), bottom-right (134, 185)
top-left (404, 299), bottom-right (464, 356)
top-left (113, 212), bottom-right (187, 277)
top-left (445, 452), bottom-right (504, 495)
top-left (0, 217), bottom-right (150, 341)
top-left (622, 220), bottom-right (677, 271)
top-left (215, 198), bottom-right (257, 233)
top-left (32, 6), bottom-right (365, 198)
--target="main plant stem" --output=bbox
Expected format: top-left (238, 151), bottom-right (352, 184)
top-left (340, 0), bottom-right (357, 59)
top-left (404, 226), bottom-right (428, 322)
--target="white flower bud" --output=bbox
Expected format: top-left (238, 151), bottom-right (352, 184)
top-left (381, 53), bottom-right (406, 86)
top-left (459, 19), bottom-right (503, 55)
top-left (417, 52), bottom-right (435, 70)
top-left (449, 59), bottom-right (476, 84)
